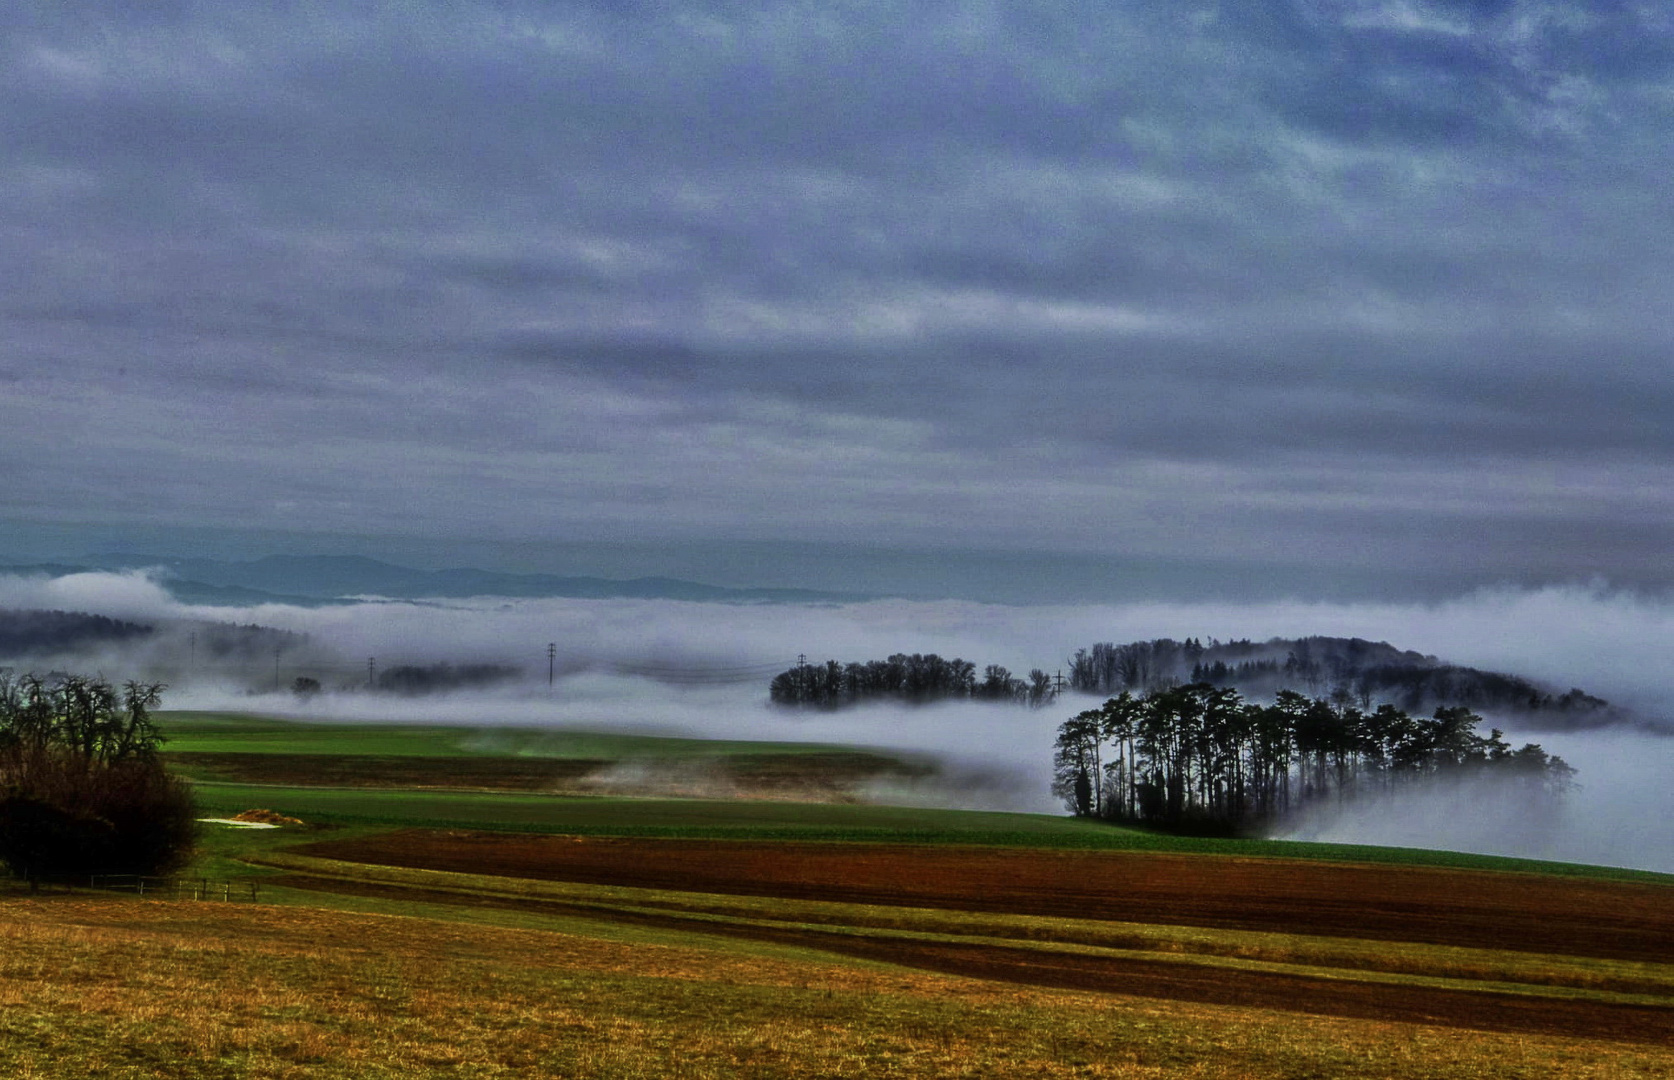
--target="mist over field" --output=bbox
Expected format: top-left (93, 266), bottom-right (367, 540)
top-left (3, 567), bottom-right (1672, 869)
top-left (1277, 728), bottom-right (1674, 874)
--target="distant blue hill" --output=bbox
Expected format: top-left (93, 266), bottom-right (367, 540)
top-left (27, 553), bottom-right (869, 606)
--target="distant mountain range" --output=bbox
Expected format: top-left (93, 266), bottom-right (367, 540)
top-left (0, 554), bottom-right (867, 606)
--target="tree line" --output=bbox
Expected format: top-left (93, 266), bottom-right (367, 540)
top-left (770, 654), bottom-right (1059, 708)
top-left (1068, 636), bottom-right (1616, 726)
top-left (0, 673), bottom-right (196, 882)
top-left (1053, 683), bottom-right (1575, 833)
top-left (0, 609), bottom-right (154, 655)
top-left (374, 662), bottom-right (522, 695)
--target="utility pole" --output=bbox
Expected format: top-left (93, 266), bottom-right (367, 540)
top-left (547, 642), bottom-right (557, 689)
top-left (368, 657), bottom-right (377, 691)
top-left (274, 646), bottom-right (281, 693)
top-left (1053, 669), bottom-right (1067, 698)
top-left (189, 632), bottom-right (197, 673)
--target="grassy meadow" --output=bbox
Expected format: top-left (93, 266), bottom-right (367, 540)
top-left (2, 710), bottom-right (1670, 1077)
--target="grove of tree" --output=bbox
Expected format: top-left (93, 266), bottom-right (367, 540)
top-left (0, 673), bottom-right (197, 881)
top-left (1067, 637), bottom-right (1617, 727)
top-left (0, 609), bottom-right (153, 655)
top-left (1053, 683), bottom-right (1574, 833)
top-left (374, 662), bottom-right (522, 695)
top-left (770, 654), bottom-right (1058, 708)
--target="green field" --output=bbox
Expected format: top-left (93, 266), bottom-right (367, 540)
top-left (159, 704), bottom-right (1671, 885)
top-left (156, 710), bottom-right (879, 760)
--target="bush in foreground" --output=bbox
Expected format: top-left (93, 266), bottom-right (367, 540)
top-left (0, 674), bottom-right (197, 881)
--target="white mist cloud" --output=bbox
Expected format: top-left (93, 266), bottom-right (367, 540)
top-left (11, 572), bottom-right (1671, 716)
top-left (4, 572), bottom-right (1673, 867)
top-left (0, 569), bottom-right (178, 620)
top-left (219, 676), bottom-right (1064, 813)
top-left (1280, 728), bottom-right (1674, 874)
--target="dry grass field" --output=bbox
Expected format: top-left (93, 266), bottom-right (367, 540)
top-left (3, 886), bottom-right (1673, 1079)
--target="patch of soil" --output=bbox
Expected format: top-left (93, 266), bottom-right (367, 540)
top-left (294, 831), bottom-right (1674, 964)
top-left (571, 751), bottom-right (926, 801)
top-left (232, 809), bottom-right (306, 827)
top-left (166, 751), bottom-right (920, 800)
top-left (165, 753), bottom-right (607, 791)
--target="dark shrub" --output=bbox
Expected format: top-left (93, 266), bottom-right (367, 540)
top-left (0, 751), bottom-right (198, 880)
top-left (0, 675), bottom-right (198, 881)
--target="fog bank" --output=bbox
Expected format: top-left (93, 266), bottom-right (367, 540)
top-left (3, 569), bottom-right (1672, 868)
top-left (1279, 728), bottom-right (1674, 874)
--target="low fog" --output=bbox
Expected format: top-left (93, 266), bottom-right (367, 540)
top-left (1277, 729), bottom-right (1674, 874)
top-left (2, 569), bottom-right (1672, 869)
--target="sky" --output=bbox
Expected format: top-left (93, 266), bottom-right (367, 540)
top-left (4, 2), bottom-right (1672, 597)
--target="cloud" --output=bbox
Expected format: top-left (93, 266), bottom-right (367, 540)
top-left (2, 2), bottom-right (1673, 583)
top-left (1279, 727), bottom-right (1674, 874)
top-left (9, 569), bottom-right (1673, 714)
top-left (0, 569), bottom-right (176, 620)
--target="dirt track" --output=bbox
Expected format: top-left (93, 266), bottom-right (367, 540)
top-left (295, 830), bottom-right (1674, 962)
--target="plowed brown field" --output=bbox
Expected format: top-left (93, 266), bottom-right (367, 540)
top-left (297, 830), bottom-right (1674, 961)
top-left (281, 830), bottom-right (1674, 1042)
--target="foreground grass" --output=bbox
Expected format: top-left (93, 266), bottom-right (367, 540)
top-left (3, 892), bottom-right (1669, 1079)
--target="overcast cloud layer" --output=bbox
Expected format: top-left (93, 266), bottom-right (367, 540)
top-left (4, 2), bottom-right (1673, 588)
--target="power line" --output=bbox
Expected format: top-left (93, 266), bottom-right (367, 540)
top-left (603, 659), bottom-right (795, 674)
top-left (599, 666), bottom-right (794, 686)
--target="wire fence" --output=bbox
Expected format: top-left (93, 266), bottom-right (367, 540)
top-left (86, 875), bottom-right (262, 902)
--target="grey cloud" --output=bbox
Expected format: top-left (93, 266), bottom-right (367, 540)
top-left (2, 1), bottom-right (1672, 590)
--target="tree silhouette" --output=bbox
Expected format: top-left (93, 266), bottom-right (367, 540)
top-left (770, 654), bottom-right (1053, 708)
top-left (1055, 684), bottom-right (1574, 834)
top-left (0, 674), bottom-right (196, 882)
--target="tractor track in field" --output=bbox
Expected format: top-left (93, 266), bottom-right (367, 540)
top-left (265, 869), bottom-right (1674, 1045)
top-left (293, 830), bottom-right (1674, 961)
top-left (274, 830), bottom-right (1674, 1044)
